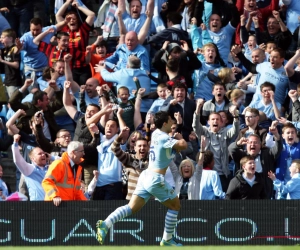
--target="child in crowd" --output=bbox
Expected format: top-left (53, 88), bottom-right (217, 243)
top-left (199, 150), bottom-right (225, 200)
top-left (268, 160), bottom-right (300, 200)
top-left (148, 83), bottom-right (168, 114)
top-left (193, 43), bottom-right (224, 101)
top-left (0, 28), bottom-right (22, 98)
top-left (105, 85), bottom-right (135, 132)
top-left (264, 41), bottom-right (277, 61)
top-left (274, 123), bottom-right (300, 185)
top-left (226, 156), bottom-right (266, 199)
top-left (244, 35), bottom-right (258, 62)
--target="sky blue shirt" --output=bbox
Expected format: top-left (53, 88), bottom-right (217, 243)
top-left (283, 0), bottom-right (300, 33)
top-left (96, 137), bottom-right (127, 187)
top-left (20, 25), bottom-right (57, 73)
top-left (249, 100), bottom-right (281, 120)
top-left (105, 44), bottom-right (150, 71)
top-left (199, 169), bottom-right (225, 200)
top-left (37, 75), bottom-right (66, 91)
top-left (123, 12), bottom-right (156, 34)
top-left (250, 63), bottom-right (289, 105)
top-left (12, 143), bottom-right (48, 201)
top-left (194, 63), bottom-right (222, 100)
top-left (208, 23), bottom-right (236, 66)
top-left (274, 173), bottom-right (300, 200)
top-left (148, 98), bottom-right (165, 114)
top-left (149, 129), bottom-right (177, 170)
top-left (25, 164), bottom-right (48, 201)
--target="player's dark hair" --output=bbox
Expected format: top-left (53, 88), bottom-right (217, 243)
top-left (154, 111), bottom-right (169, 129)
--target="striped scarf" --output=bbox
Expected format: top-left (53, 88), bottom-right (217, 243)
top-left (102, 2), bottom-right (117, 33)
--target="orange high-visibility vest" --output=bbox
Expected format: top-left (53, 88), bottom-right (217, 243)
top-left (42, 152), bottom-right (87, 201)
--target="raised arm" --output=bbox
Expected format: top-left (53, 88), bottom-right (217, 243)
top-left (64, 54), bottom-right (80, 93)
top-left (63, 81), bottom-right (77, 120)
top-left (86, 102), bottom-right (114, 126)
top-left (228, 0), bottom-right (240, 28)
top-left (56, 0), bottom-right (73, 22)
top-left (118, 0), bottom-right (126, 14)
top-left (192, 99), bottom-right (206, 137)
top-left (12, 134), bottom-right (35, 176)
top-left (240, 15), bottom-right (249, 43)
top-left (117, 9), bottom-right (127, 37)
top-left (226, 106), bottom-right (240, 139)
top-left (138, 10), bottom-right (153, 45)
top-left (33, 112), bottom-right (54, 154)
top-left (272, 10), bottom-right (287, 33)
top-left (6, 109), bottom-right (26, 134)
top-left (72, 0), bottom-right (95, 26)
top-left (134, 87), bottom-right (145, 129)
top-left (232, 45), bottom-right (258, 74)
top-left (116, 108), bottom-right (127, 131)
top-left (270, 90), bottom-right (281, 119)
top-left (111, 127), bottom-right (131, 164)
top-left (33, 27), bottom-right (55, 46)
top-left (9, 79), bottom-right (33, 111)
top-left (55, 19), bottom-right (70, 31)
top-left (284, 49), bottom-right (300, 77)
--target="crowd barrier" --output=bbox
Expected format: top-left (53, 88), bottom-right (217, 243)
top-left (0, 200), bottom-right (300, 246)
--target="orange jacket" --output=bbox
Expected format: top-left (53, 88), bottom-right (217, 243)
top-left (42, 152), bottom-right (87, 201)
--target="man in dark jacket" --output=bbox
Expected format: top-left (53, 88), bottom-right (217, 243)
top-left (226, 155), bottom-right (266, 199)
top-left (256, 11), bottom-right (292, 51)
top-left (229, 133), bottom-right (282, 199)
top-left (9, 79), bottom-right (61, 142)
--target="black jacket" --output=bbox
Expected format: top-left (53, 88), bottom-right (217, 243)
top-left (152, 49), bottom-right (201, 88)
top-left (226, 170), bottom-right (266, 200)
top-left (145, 27), bottom-right (191, 48)
top-left (9, 90), bottom-right (61, 141)
top-left (258, 30), bottom-right (293, 51)
top-left (228, 140), bottom-right (283, 199)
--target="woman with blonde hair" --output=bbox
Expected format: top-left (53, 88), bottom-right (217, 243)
top-left (169, 136), bottom-right (205, 200)
top-left (218, 67), bottom-right (237, 90)
top-left (226, 89), bottom-right (246, 115)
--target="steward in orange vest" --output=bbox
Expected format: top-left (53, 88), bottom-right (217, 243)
top-left (42, 149), bottom-right (87, 204)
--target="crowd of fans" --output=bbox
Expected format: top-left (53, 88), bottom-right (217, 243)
top-left (0, 0), bottom-right (300, 203)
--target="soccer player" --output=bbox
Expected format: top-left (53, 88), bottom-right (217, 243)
top-left (95, 111), bottom-right (188, 246)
